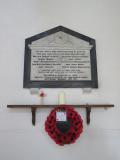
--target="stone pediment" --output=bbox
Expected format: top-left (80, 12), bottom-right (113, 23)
top-left (28, 30), bottom-right (93, 50)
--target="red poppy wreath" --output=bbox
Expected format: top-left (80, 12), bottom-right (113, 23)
top-left (45, 105), bottom-right (83, 146)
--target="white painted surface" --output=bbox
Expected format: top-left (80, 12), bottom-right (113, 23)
top-left (0, 0), bottom-right (120, 160)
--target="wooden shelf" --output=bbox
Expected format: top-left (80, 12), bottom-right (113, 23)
top-left (7, 104), bottom-right (114, 126)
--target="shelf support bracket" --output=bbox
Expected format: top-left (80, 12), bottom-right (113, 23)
top-left (86, 106), bottom-right (91, 125)
top-left (31, 107), bottom-right (36, 126)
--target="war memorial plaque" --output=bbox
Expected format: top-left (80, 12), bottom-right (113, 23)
top-left (23, 26), bottom-right (98, 88)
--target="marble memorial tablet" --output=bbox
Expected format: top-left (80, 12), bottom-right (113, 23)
top-left (23, 26), bottom-right (98, 88)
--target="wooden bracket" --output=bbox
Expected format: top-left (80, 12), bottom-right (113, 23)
top-left (7, 104), bottom-right (114, 126)
top-left (86, 106), bottom-right (91, 125)
top-left (31, 107), bottom-right (36, 126)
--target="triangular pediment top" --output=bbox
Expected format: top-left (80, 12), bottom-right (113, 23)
top-left (28, 31), bottom-right (93, 50)
top-left (26, 26), bottom-right (95, 45)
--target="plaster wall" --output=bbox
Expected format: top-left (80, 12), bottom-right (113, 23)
top-left (0, 0), bottom-right (120, 159)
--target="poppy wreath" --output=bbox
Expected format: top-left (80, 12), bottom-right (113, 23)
top-left (45, 105), bottom-right (83, 146)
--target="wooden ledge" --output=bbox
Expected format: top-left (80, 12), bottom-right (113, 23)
top-left (7, 104), bottom-right (114, 126)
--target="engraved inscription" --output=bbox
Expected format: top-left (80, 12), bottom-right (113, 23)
top-left (30, 49), bottom-right (91, 81)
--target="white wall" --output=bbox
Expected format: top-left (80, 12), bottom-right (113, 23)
top-left (0, 0), bottom-right (120, 159)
